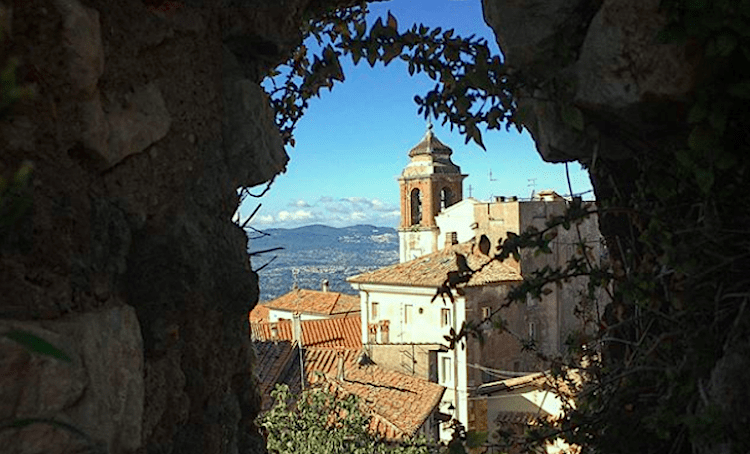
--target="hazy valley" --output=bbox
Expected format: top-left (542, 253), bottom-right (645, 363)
top-left (248, 224), bottom-right (399, 302)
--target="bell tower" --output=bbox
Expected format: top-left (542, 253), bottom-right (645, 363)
top-left (398, 124), bottom-right (467, 262)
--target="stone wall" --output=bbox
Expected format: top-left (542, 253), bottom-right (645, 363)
top-left (0, 1), bottom-right (339, 453)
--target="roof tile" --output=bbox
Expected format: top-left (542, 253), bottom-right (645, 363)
top-left (263, 289), bottom-right (360, 316)
top-left (250, 316), bottom-right (362, 349)
top-left (347, 242), bottom-right (522, 288)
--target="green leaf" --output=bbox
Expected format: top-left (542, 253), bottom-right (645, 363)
top-left (387, 11), bottom-right (398, 30)
top-left (727, 80), bottom-right (750, 99)
top-left (675, 148), bottom-right (694, 170)
top-left (687, 103), bottom-right (707, 123)
top-left (715, 32), bottom-right (738, 56)
top-left (657, 24), bottom-right (687, 44)
top-left (448, 439), bottom-right (467, 454)
top-left (708, 106), bottom-right (728, 134)
top-left (694, 167), bottom-right (714, 194)
top-left (686, 0), bottom-right (709, 10)
top-left (466, 430), bottom-right (488, 448)
top-left (4, 330), bottom-right (72, 362)
top-left (560, 104), bottom-right (585, 131)
top-left (687, 126), bottom-right (716, 151)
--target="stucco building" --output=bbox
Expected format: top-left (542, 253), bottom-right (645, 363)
top-left (347, 126), bottom-right (602, 442)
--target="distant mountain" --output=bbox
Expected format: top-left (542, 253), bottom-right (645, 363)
top-left (248, 224), bottom-right (399, 303)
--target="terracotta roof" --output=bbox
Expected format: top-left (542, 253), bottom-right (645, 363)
top-left (249, 304), bottom-right (270, 323)
top-left (277, 348), bottom-right (445, 439)
top-left (253, 340), bottom-right (295, 410)
top-left (347, 242), bottom-right (522, 288)
top-left (474, 370), bottom-right (580, 399)
top-left (250, 316), bottom-right (362, 349)
top-left (328, 364), bottom-right (445, 439)
top-left (263, 289), bottom-right (360, 316)
top-left (280, 348), bottom-right (361, 396)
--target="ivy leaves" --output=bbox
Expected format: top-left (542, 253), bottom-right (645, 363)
top-left (260, 384), bottom-right (435, 454)
top-left (265, 4), bottom-right (512, 150)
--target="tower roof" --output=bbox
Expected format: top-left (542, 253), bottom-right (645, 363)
top-left (408, 124), bottom-right (453, 157)
top-left (401, 124), bottom-right (463, 179)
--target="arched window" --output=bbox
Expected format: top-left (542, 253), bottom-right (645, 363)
top-left (440, 187), bottom-right (453, 210)
top-left (410, 188), bottom-right (422, 226)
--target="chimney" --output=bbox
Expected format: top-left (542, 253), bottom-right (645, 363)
top-left (445, 232), bottom-right (458, 248)
top-left (336, 353), bottom-right (345, 381)
top-left (292, 312), bottom-right (303, 347)
top-left (321, 279), bottom-right (329, 292)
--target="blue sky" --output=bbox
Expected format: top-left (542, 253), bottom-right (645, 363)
top-left (237, 0), bottom-right (593, 229)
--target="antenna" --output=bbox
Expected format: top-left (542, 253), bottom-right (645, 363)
top-left (489, 170), bottom-right (498, 181)
top-left (292, 268), bottom-right (299, 290)
top-left (527, 178), bottom-right (537, 199)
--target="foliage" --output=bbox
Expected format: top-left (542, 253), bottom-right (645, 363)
top-left (1, 15), bottom-right (35, 242)
top-left (431, 1), bottom-right (750, 453)
top-left (259, 383), bottom-right (437, 454)
top-left (3, 330), bottom-right (73, 362)
top-left (265, 1), bottom-right (514, 149)
top-left (267, 2), bottom-right (750, 453)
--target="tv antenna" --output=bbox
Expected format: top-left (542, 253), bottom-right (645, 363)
top-left (528, 178), bottom-right (537, 198)
top-left (292, 268), bottom-right (299, 290)
top-left (489, 170), bottom-right (498, 182)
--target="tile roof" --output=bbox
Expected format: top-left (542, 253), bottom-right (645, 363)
top-left (263, 289), bottom-right (360, 316)
top-left (276, 347), bottom-right (445, 440)
top-left (249, 303), bottom-right (270, 323)
top-left (347, 242), bottom-right (522, 288)
top-left (250, 316), bottom-right (362, 349)
top-left (474, 370), bottom-right (580, 399)
top-left (252, 340), bottom-right (295, 410)
top-left (328, 364), bottom-right (445, 439)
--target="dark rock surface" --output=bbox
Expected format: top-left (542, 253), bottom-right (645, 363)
top-left (0, 1), bottom-right (343, 453)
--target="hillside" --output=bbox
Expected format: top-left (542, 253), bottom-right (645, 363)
top-left (248, 224), bottom-right (399, 302)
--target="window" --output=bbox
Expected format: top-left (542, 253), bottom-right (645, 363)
top-left (440, 187), bottom-right (453, 210)
top-left (481, 306), bottom-right (491, 319)
top-left (380, 320), bottom-right (390, 344)
top-left (529, 322), bottom-right (537, 340)
top-left (441, 356), bottom-right (452, 384)
top-left (371, 302), bottom-right (379, 319)
top-left (404, 304), bottom-right (413, 324)
top-left (368, 323), bottom-right (377, 344)
top-left (441, 308), bottom-right (451, 327)
top-left (410, 188), bottom-right (422, 225)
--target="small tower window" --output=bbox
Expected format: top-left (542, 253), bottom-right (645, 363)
top-left (410, 188), bottom-right (422, 225)
top-left (440, 187), bottom-right (454, 210)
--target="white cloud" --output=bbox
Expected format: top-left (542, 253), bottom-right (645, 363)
top-left (278, 210), bottom-right (314, 222)
top-left (343, 196), bottom-right (368, 204)
top-left (312, 195), bottom-right (400, 226)
top-left (255, 214), bottom-right (274, 224)
top-left (290, 199), bottom-right (311, 208)
top-left (379, 210), bottom-right (400, 219)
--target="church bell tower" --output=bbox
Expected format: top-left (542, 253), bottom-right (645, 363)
top-left (398, 124), bottom-right (467, 262)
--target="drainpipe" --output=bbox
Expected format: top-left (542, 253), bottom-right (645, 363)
top-left (293, 312), bottom-right (305, 390)
top-left (453, 294), bottom-right (460, 423)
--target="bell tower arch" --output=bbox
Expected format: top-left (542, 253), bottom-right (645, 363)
top-left (398, 124), bottom-right (466, 262)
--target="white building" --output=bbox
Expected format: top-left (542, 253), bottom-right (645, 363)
top-left (347, 126), bottom-right (602, 444)
top-left (347, 242), bottom-right (522, 441)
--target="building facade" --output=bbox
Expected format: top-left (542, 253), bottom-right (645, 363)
top-left (398, 124), bottom-right (467, 262)
top-left (348, 127), bottom-right (603, 443)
